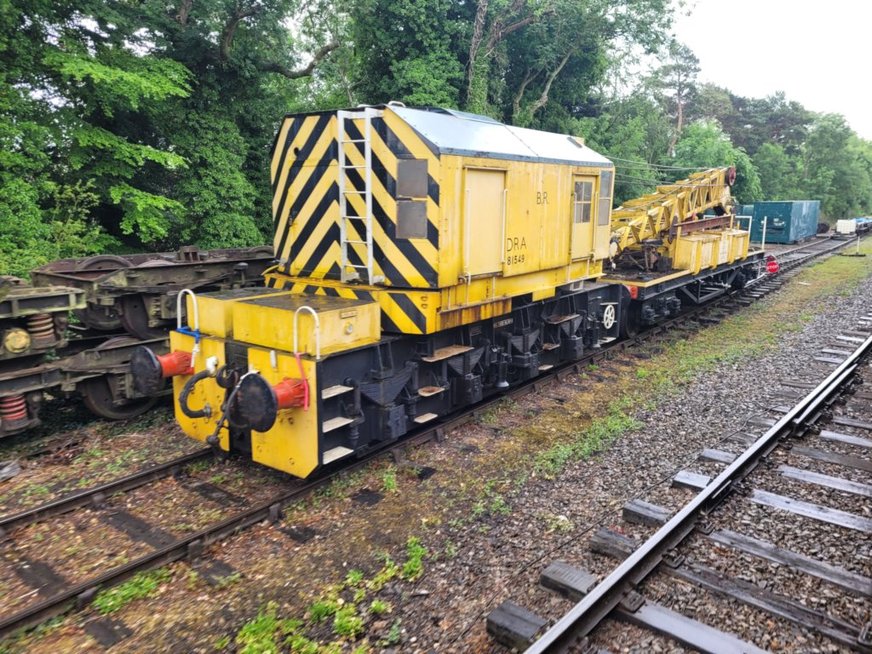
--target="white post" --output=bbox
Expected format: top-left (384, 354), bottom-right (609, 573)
top-left (761, 216), bottom-right (768, 250)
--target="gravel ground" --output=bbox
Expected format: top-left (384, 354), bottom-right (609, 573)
top-left (2, 252), bottom-right (871, 653)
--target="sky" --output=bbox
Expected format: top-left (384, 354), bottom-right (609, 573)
top-left (673, 0), bottom-right (872, 140)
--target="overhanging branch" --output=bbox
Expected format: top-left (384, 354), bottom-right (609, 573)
top-left (257, 42), bottom-right (339, 79)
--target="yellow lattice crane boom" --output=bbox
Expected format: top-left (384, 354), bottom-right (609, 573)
top-left (608, 167), bottom-right (743, 274)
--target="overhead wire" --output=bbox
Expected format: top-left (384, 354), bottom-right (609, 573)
top-left (606, 155), bottom-right (714, 171)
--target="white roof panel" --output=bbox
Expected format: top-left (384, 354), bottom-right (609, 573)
top-left (390, 106), bottom-right (613, 168)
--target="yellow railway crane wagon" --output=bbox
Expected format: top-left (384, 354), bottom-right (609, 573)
top-left (132, 105), bottom-right (763, 478)
top-left (602, 167), bottom-right (762, 334)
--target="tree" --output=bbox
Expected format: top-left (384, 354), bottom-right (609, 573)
top-left (689, 86), bottom-right (812, 157)
top-left (352, 0), bottom-right (469, 107)
top-left (647, 40), bottom-right (699, 156)
top-left (803, 114), bottom-right (872, 219)
top-left (577, 92), bottom-right (672, 203)
top-left (0, 0), bottom-right (190, 272)
top-left (671, 121), bottom-right (762, 204)
top-left (752, 143), bottom-right (802, 200)
top-left (0, 0), bottom-right (343, 270)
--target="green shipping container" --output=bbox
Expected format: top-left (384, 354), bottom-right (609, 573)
top-left (743, 201), bottom-right (821, 244)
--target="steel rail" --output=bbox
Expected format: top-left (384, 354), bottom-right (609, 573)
top-left (0, 235), bottom-right (856, 638)
top-left (0, 449), bottom-right (212, 535)
top-left (525, 332), bottom-right (872, 653)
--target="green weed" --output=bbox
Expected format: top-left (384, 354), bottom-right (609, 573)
top-left (92, 568), bottom-right (172, 614)
top-left (308, 598), bottom-right (338, 623)
top-left (367, 556), bottom-right (399, 592)
top-left (284, 633), bottom-right (319, 654)
top-left (344, 569), bottom-right (364, 587)
top-left (533, 404), bottom-right (641, 479)
top-left (332, 606), bottom-right (364, 638)
top-left (235, 603), bottom-right (300, 654)
top-left (542, 513), bottom-right (573, 533)
top-left (369, 599), bottom-right (391, 615)
top-left (401, 537), bottom-right (427, 580)
top-left (380, 620), bottom-right (402, 647)
top-left (381, 467), bottom-right (398, 493)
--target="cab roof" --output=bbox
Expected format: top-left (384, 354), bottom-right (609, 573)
top-left (390, 105), bottom-right (613, 168)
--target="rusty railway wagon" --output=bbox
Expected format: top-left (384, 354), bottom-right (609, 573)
top-left (0, 246), bottom-right (275, 437)
top-left (134, 104), bottom-right (765, 479)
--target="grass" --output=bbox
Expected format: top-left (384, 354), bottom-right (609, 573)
top-left (541, 513), bottom-right (574, 533)
top-left (401, 536), bottom-right (427, 580)
top-left (91, 568), bottom-right (172, 615)
top-left (381, 467), bottom-right (398, 493)
top-left (332, 606), bottom-right (364, 638)
top-left (234, 602), bottom-right (300, 654)
top-left (533, 400), bottom-right (642, 479)
top-left (307, 598), bottom-right (338, 623)
top-left (344, 569), bottom-right (364, 586)
top-left (227, 534), bottom-right (428, 652)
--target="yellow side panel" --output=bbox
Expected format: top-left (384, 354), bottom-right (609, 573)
top-left (673, 234), bottom-right (719, 275)
top-left (247, 348), bottom-right (319, 478)
top-left (439, 155), bottom-right (607, 286)
top-left (714, 230), bottom-right (734, 265)
top-left (232, 293), bottom-right (380, 356)
top-left (170, 332), bottom-right (230, 450)
top-left (464, 168), bottom-right (505, 276)
top-left (723, 228), bottom-right (750, 261)
top-left (186, 288), bottom-right (288, 338)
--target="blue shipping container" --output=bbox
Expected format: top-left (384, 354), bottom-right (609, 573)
top-left (742, 201), bottom-right (821, 244)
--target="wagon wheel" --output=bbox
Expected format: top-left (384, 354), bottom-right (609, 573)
top-left (79, 337), bottom-right (160, 420)
top-left (73, 255), bottom-right (132, 331)
top-left (118, 293), bottom-right (169, 340)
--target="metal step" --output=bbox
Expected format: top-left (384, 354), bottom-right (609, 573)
top-left (322, 446), bottom-right (354, 465)
top-left (321, 384), bottom-right (353, 400)
top-left (322, 416), bottom-right (354, 433)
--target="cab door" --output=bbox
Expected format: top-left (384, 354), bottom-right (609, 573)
top-left (463, 168), bottom-right (506, 276)
top-left (570, 175), bottom-right (595, 260)
top-left (593, 169), bottom-right (614, 260)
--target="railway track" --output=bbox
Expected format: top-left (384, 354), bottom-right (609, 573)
top-left (488, 321), bottom-right (871, 652)
top-left (0, 234), bottom-right (859, 642)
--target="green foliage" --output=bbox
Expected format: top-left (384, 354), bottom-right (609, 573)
top-left (235, 603), bottom-right (301, 654)
top-left (308, 598), bottom-right (339, 623)
top-left (671, 121), bottom-right (762, 203)
top-left (381, 467), bottom-right (398, 493)
top-left (44, 49), bottom-right (191, 114)
top-left (752, 143), bottom-right (802, 200)
top-left (344, 569), bottom-right (365, 586)
top-left (368, 599), bottom-right (391, 615)
top-left (92, 568), bottom-right (172, 614)
top-left (802, 114), bottom-right (872, 219)
top-left (332, 606), bottom-right (364, 638)
top-left (352, 0), bottom-right (467, 107)
top-left (534, 402), bottom-right (641, 479)
top-left (109, 183), bottom-right (187, 242)
top-left (401, 536), bottom-right (427, 580)
top-left (2, 0), bottom-right (870, 271)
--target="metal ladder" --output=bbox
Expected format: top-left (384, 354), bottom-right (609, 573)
top-left (337, 107), bottom-right (381, 283)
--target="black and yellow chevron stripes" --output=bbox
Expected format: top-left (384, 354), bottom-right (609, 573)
top-left (265, 274), bottom-right (431, 335)
top-left (269, 110), bottom-right (441, 290)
